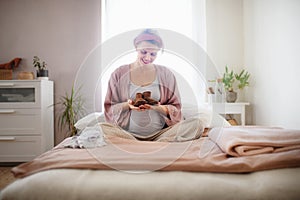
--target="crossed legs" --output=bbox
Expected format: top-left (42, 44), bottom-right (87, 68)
top-left (99, 117), bottom-right (205, 142)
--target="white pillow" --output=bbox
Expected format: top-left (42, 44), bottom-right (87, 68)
top-left (181, 104), bottom-right (212, 127)
top-left (181, 103), bottom-right (230, 128)
top-left (74, 112), bottom-right (105, 131)
top-left (209, 112), bottom-right (231, 127)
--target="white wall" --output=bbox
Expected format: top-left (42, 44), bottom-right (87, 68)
top-left (206, 0), bottom-right (244, 73)
top-left (206, 0), bottom-right (245, 101)
top-left (243, 0), bottom-right (300, 129)
top-left (0, 0), bottom-right (101, 143)
top-left (207, 0), bottom-right (300, 129)
top-left (1, 0), bottom-right (299, 145)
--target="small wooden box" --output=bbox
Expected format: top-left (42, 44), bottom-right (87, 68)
top-left (17, 72), bottom-right (35, 80)
top-left (0, 69), bottom-right (13, 80)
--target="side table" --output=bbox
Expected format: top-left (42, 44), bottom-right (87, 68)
top-left (213, 102), bottom-right (250, 126)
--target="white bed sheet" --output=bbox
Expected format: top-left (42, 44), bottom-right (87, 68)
top-left (1, 167), bottom-right (300, 200)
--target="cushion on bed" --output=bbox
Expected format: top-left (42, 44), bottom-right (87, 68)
top-left (181, 103), bottom-right (230, 128)
top-left (74, 112), bottom-right (105, 130)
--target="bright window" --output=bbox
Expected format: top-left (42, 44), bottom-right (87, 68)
top-left (100, 0), bottom-right (208, 109)
top-left (101, 0), bottom-right (206, 48)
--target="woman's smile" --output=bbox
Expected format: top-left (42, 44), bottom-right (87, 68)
top-left (141, 58), bottom-right (151, 65)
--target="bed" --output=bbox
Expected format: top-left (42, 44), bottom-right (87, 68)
top-left (1, 41), bottom-right (300, 199)
top-left (1, 112), bottom-right (300, 200)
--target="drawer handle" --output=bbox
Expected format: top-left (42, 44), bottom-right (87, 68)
top-left (0, 137), bottom-right (16, 141)
top-left (0, 109), bottom-right (15, 114)
top-left (0, 83), bottom-right (15, 87)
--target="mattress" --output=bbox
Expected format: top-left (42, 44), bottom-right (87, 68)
top-left (1, 167), bottom-right (300, 200)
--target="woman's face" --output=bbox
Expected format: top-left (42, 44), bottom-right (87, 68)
top-left (136, 41), bottom-right (160, 66)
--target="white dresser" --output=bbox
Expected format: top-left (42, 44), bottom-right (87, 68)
top-left (0, 80), bottom-right (54, 162)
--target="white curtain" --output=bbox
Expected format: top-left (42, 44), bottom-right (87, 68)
top-left (101, 0), bottom-right (206, 48)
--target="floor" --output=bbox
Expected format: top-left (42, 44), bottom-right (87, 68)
top-left (0, 167), bottom-right (17, 190)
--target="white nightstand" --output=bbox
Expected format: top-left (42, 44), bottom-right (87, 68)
top-left (213, 102), bottom-right (250, 126)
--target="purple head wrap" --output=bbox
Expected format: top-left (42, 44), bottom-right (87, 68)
top-left (134, 30), bottom-right (164, 49)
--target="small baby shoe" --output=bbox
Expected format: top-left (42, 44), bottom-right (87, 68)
top-left (143, 91), bottom-right (158, 105)
top-left (133, 92), bottom-right (147, 107)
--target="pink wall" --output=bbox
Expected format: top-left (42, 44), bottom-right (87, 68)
top-left (0, 0), bottom-right (101, 144)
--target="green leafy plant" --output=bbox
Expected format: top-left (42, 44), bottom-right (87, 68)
top-left (235, 69), bottom-right (250, 90)
top-left (222, 65), bottom-right (251, 91)
top-left (222, 65), bottom-right (235, 92)
top-left (33, 56), bottom-right (47, 70)
top-left (56, 86), bottom-right (85, 137)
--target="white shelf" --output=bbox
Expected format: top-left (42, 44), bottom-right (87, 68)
top-left (213, 102), bottom-right (250, 126)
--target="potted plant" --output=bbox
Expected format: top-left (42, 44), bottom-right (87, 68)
top-left (33, 56), bottom-right (48, 79)
top-left (235, 69), bottom-right (250, 90)
top-left (56, 86), bottom-right (86, 137)
top-left (222, 66), bottom-right (250, 102)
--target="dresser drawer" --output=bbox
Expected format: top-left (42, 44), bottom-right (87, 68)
top-left (0, 109), bottom-right (41, 136)
top-left (0, 80), bottom-right (41, 108)
top-left (0, 136), bottom-right (42, 162)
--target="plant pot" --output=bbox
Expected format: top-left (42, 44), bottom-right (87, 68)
top-left (36, 69), bottom-right (49, 80)
top-left (226, 91), bottom-right (237, 103)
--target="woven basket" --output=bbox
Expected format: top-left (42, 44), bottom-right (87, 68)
top-left (0, 69), bottom-right (13, 80)
top-left (227, 119), bottom-right (238, 126)
top-left (17, 72), bottom-right (34, 80)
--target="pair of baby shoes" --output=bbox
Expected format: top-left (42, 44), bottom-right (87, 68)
top-left (133, 91), bottom-right (158, 107)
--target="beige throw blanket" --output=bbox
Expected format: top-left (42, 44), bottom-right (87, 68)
top-left (12, 126), bottom-right (300, 178)
top-left (209, 126), bottom-right (300, 156)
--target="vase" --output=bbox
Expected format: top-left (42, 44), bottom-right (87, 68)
top-left (226, 91), bottom-right (237, 103)
top-left (36, 69), bottom-right (49, 80)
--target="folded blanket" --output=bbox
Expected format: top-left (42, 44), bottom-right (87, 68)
top-left (208, 126), bottom-right (300, 157)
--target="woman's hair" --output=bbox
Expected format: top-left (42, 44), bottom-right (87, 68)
top-left (133, 29), bottom-right (164, 50)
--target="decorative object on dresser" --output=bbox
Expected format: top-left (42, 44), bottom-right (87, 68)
top-left (0, 69), bottom-right (13, 80)
top-left (0, 58), bottom-right (22, 80)
top-left (0, 80), bottom-right (54, 162)
top-left (32, 56), bottom-right (49, 80)
top-left (0, 58), bottom-right (22, 70)
top-left (222, 65), bottom-right (251, 103)
top-left (17, 72), bottom-right (35, 80)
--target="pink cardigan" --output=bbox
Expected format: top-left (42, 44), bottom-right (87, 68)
top-left (104, 64), bottom-right (182, 129)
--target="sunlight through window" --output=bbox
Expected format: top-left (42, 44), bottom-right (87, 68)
top-left (100, 0), bottom-right (208, 111)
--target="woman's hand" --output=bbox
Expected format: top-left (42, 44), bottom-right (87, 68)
top-left (127, 100), bottom-right (168, 116)
top-left (127, 99), bottom-right (140, 111)
top-left (127, 100), bottom-right (150, 111)
top-left (140, 103), bottom-right (169, 116)
top-left (152, 104), bottom-right (169, 116)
